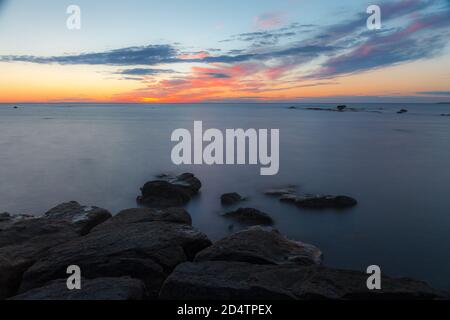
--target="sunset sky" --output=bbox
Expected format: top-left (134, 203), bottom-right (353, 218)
top-left (0, 0), bottom-right (449, 103)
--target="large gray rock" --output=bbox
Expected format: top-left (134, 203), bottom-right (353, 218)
top-left (223, 208), bottom-right (274, 226)
top-left (19, 207), bottom-right (211, 298)
top-left (160, 261), bottom-right (448, 300)
top-left (10, 277), bottom-right (146, 300)
top-left (195, 227), bottom-right (322, 266)
top-left (137, 173), bottom-right (202, 208)
top-left (44, 201), bottom-right (112, 235)
top-left (0, 213), bottom-right (34, 231)
top-left (0, 219), bottom-right (79, 299)
top-left (0, 202), bottom-right (111, 299)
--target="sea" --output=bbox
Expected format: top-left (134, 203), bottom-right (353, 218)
top-left (1, 102), bottom-right (449, 290)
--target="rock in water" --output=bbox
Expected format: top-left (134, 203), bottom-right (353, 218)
top-left (264, 187), bottom-right (296, 196)
top-left (223, 208), bottom-right (274, 226)
top-left (221, 193), bottom-right (243, 206)
top-left (19, 207), bottom-right (211, 299)
top-left (296, 195), bottom-right (357, 209)
top-left (10, 277), bottom-right (146, 300)
top-left (397, 109), bottom-right (408, 114)
top-left (160, 262), bottom-right (448, 300)
top-left (137, 173), bottom-right (202, 208)
top-left (44, 201), bottom-right (112, 235)
top-left (195, 226), bottom-right (322, 266)
top-left (337, 105), bottom-right (347, 111)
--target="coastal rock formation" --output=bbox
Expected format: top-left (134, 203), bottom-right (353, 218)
top-left (10, 277), bottom-right (146, 300)
top-left (137, 173), bottom-right (202, 208)
top-left (337, 105), bottom-right (347, 111)
top-left (160, 262), bottom-right (447, 300)
top-left (0, 220), bottom-right (79, 299)
top-left (44, 201), bottom-right (112, 235)
top-left (19, 207), bottom-right (211, 298)
top-left (0, 202), bottom-right (111, 299)
top-left (397, 109), bottom-right (408, 114)
top-left (223, 208), bottom-right (274, 226)
top-left (195, 227), bottom-right (322, 266)
top-left (220, 193), bottom-right (244, 206)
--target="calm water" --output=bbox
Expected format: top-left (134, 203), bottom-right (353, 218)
top-left (1, 103), bottom-right (450, 290)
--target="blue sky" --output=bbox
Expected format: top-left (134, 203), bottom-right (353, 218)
top-left (0, 0), bottom-right (449, 103)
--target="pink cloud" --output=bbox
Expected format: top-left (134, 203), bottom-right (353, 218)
top-left (254, 12), bottom-right (286, 29)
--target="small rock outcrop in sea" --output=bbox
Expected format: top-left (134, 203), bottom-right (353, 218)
top-left (0, 202), bottom-right (111, 299)
top-left (397, 109), bottom-right (408, 114)
top-left (337, 105), bottom-right (347, 111)
top-left (223, 208), bottom-right (274, 226)
top-left (220, 193), bottom-right (244, 206)
top-left (274, 192), bottom-right (358, 210)
top-left (264, 187), bottom-right (296, 196)
top-left (18, 207), bottom-right (211, 298)
top-left (195, 227), bottom-right (322, 266)
top-left (10, 277), bottom-right (146, 300)
top-left (137, 173), bottom-right (201, 208)
top-left (296, 195), bottom-right (357, 209)
top-left (160, 261), bottom-right (447, 300)
top-left (288, 106), bottom-right (297, 110)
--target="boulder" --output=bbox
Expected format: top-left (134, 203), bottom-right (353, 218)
top-left (337, 105), bottom-right (347, 111)
top-left (0, 213), bottom-right (35, 231)
top-left (223, 208), bottom-right (274, 226)
top-left (10, 277), bottom-right (146, 300)
top-left (397, 109), bottom-right (408, 114)
top-left (93, 207), bottom-right (192, 231)
top-left (296, 195), bottom-right (357, 209)
top-left (195, 227), bottom-right (322, 266)
top-left (44, 201), bottom-right (112, 235)
top-left (221, 193), bottom-right (243, 206)
top-left (0, 219), bottom-right (79, 299)
top-left (19, 208), bottom-right (211, 298)
top-left (160, 261), bottom-right (448, 300)
top-left (137, 173), bottom-right (202, 208)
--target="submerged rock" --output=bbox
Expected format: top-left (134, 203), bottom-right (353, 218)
top-left (195, 227), bottom-right (322, 266)
top-left (160, 261), bottom-right (448, 300)
top-left (296, 195), bottom-right (357, 209)
top-left (397, 109), bottom-right (408, 114)
top-left (264, 187), bottom-right (296, 196)
top-left (137, 173), bottom-right (201, 208)
top-left (19, 207), bottom-right (211, 298)
top-left (10, 277), bottom-right (146, 300)
top-left (223, 208), bottom-right (274, 226)
top-left (221, 193), bottom-right (244, 206)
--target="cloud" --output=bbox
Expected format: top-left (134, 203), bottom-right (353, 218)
top-left (117, 68), bottom-right (175, 76)
top-left (254, 12), bottom-right (286, 29)
top-left (308, 9), bottom-right (450, 79)
top-left (1, 45), bottom-right (178, 66)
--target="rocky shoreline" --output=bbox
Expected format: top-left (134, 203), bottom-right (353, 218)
top-left (0, 173), bottom-right (448, 300)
